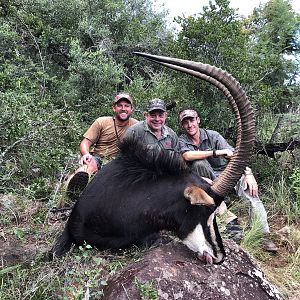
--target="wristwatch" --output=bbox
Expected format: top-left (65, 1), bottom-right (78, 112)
top-left (244, 166), bottom-right (253, 176)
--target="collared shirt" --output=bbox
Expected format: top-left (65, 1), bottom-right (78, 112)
top-left (179, 128), bottom-right (234, 172)
top-left (125, 120), bottom-right (179, 151)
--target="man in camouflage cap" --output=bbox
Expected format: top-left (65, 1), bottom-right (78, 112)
top-left (178, 108), bottom-right (278, 253)
top-left (125, 98), bottom-right (178, 151)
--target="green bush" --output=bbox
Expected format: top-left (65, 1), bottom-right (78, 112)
top-left (291, 167), bottom-right (300, 203)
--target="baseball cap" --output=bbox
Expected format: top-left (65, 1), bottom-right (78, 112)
top-left (179, 109), bottom-right (198, 123)
top-left (113, 92), bottom-right (133, 105)
top-left (147, 98), bottom-right (167, 112)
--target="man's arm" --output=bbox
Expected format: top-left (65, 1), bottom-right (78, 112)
top-left (213, 132), bottom-right (258, 196)
top-left (79, 138), bottom-right (94, 165)
top-left (183, 148), bottom-right (259, 196)
top-left (243, 167), bottom-right (258, 197)
top-left (182, 149), bottom-right (234, 161)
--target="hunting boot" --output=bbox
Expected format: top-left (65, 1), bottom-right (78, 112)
top-left (65, 165), bottom-right (90, 202)
top-left (262, 234), bottom-right (278, 253)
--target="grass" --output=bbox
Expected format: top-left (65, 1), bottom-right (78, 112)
top-left (263, 174), bottom-right (300, 224)
top-left (230, 165), bottom-right (300, 299)
top-left (1, 261), bottom-right (61, 300)
top-left (261, 226), bottom-right (300, 299)
top-left (1, 200), bottom-right (299, 300)
top-left (134, 277), bottom-right (158, 300)
top-left (0, 194), bottom-right (177, 298)
top-left (0, 238), bottom-right (147, 300)
top-left (1, 148), bottom-right (300, 299)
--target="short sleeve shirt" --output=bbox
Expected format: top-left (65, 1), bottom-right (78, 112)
top-left (125, 120), bottom-right (179, 151)
top-left (179, 128), bottom-right (234, 172)
top-left (83, 116), bottom-right (138, 159)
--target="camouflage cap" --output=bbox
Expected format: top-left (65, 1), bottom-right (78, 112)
top-left (147, 98), bottom-right (167, 112)
top-left (113, 92), bottom-right (133, 105)
top-left (179, 109), bottom-right (198, 123)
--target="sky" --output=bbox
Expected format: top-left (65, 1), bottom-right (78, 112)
top-left (154, 0), bottom-right (300, 22)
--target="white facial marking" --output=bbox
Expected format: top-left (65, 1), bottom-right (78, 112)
top-left (182, 224), bottom-right (215, 258)
top-left (182, 211), bottom-right (225, 264)
top-left (207, 211), bottom-right (224, 263)
top-left (207, 211), bottom-right (215, 227)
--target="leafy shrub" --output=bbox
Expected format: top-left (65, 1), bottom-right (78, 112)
top-left (291, 167), bottom-right (300, 203)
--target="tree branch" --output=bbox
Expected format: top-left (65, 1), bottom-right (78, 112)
top-left (255, 139), bottom-right (300, 158)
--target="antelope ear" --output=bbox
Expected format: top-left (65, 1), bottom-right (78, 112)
top-left (184, 186), bottom-right (215, 206)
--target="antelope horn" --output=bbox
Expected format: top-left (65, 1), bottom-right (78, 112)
top-left (147, 61), bottom-right (242, 142)
top-left (133, 52), bottom-right (255, 197)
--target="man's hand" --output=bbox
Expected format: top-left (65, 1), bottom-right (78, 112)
top-left (80, 153), bottom-right (93, 165)
top-left (216, 149), bottom-right (234, 159)
top-left (244, 174), bottom-right (258, 197)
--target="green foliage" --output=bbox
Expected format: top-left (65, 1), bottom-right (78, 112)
top-left (62, 243), bottom-right (107, 299)
top-left (242, 216), bottom-right (265, 248)
top-left (0, 232), bottom-right (151, 300)
top-left (32, 206), bottom-right (48, 224)
top-left (0, 90), bottom-right (82, 198)
top-left (0, 261), bottom-right (60, 300)
top-left (170, 0), bottom-right (300, 123)
top-left (176, 0), bottom-right (247, 71)
top-left (291, 167), bottom-right (300, 203)
top-left (1, 0), bottom-right (299, 199)
top-left (245, 0), bottom-right (300, 113)
top-left (134, 277), bottom-right (158, 300)
top-left (256, 111), bottom-right (300, 143)
top-left (1, 1), bottom-right (300, 298)
top-left (0, 0), bottom-right (174, 199)
top-left (170, 0), bottom-right (250, 129)
top-left (66, 38), bottom-right (124, 120)
top-left (249, 0), bottom-right (299, 55)
top-left (0, 265), bottom-right (20, 276)
top-left (262, 172), bottom-right (300, 224)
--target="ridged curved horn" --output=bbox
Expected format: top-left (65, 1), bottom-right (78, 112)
top-left (149, 61), bottom-right (242, 143)
top-left (133, 52), bottom-right (255, 196)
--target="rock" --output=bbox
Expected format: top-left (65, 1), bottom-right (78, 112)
top-left (0, 194), bottom-right (17, 209)
top-left (277, 226), bottom-right (290, 238)
top-left (102, 239), bottom-right (283, 300)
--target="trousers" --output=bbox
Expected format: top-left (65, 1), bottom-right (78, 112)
top-left (191, 160), bottom-right (270, 233)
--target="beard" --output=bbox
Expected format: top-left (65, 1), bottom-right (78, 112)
top-left (115, 112), bottom-right (131, 122)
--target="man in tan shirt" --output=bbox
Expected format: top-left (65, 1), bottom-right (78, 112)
top-left (66, 92), bottom-right (138, 200)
